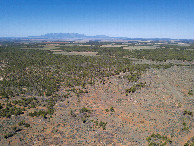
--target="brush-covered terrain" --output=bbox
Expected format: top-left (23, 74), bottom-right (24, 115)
top-left (0, 43), bottom-right (193, 145)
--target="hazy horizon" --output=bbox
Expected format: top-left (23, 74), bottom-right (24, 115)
top-left (0, 32), bottom-right (191, 40)
top-left (0, 0), bottom-right (194, 39)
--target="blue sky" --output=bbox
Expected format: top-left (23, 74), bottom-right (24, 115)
top-left (0, 0), bottom-right (194, 38)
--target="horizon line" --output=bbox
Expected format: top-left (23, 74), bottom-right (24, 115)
top-left (0, 33), bottom-right (194, 40)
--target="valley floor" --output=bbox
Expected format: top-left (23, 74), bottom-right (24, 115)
top-left (0, 65), bottom-right (193, 145)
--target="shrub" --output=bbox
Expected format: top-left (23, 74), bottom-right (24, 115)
top-left (182, 122), bottom-right (189, 131)
top-left (0, 103), bottom-right (3, 109)
top-left (24, 123), bottom-right (30, 128)
top-left (105, 109), bottom-right (109, 112)
top-left (70, 109), bottom-right (76, 117)
top-left (29, 110), bottom-right (47, 118)
top-left (183, 110), bottom-right (193, 116)
top-left (18, 120), bottom-right (25, 126)
top-left (18, 120), bottom-right (30, 128)
top-left (110, 107), bottom-right (115, 112)
top-left (99, 121), bottom-right (107, 130)
top-left (188, 90), bottom-right (193, 95)
top-left (0, 103), bottom-right (24, 118)
top-left (146, 133), bottom-right (172, 145)
top-left (4, 132), bottom-right (14, 139)
top-left (80, 107), bottom-right (90, 113)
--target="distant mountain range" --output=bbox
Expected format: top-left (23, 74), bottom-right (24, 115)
top-left (0, 33), bottom-right (177, 41)
top-left (28, 33), bottom-right (172, 40)
top-left (28, 33), bottom-right (129, 40)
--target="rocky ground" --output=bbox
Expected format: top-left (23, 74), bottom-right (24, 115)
top-left (0, 64), bottom-right (193, 145)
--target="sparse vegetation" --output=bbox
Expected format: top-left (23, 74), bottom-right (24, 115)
top-left (18, 120), bottom-right (30, 128)
top-left (0, 102), bottom-right (24, 118)
top-left (130, 48), bottom-right (194, 61)
top-left (183, 110), bottom-right (193, 116)
top-left (184, 137), bottom-right (194, 146)
top-left (12, 97), bottom-right (38, 108)
top-left (4, 132), bottom-right (15, 139)
top-left (110, 106), bottom-right (115, 112)
top-left (70, 109), bottom-right (76, 117)
top-left (0, 41), bottom-right (193, 145)
top-left (146, 133), bottom-right (172, 146)
top-left (188, 90), bottom-right (193, 95)
top-left (80, 107), bottom-right (91, 113)
top-left (182, 122), bottom-right (189, 131)
top-left (105, 109), bottom-right (109, 112)
top-left (99, 121), bottom-right (107, 130)
top-left (126, 82), bottom-right (146, 93)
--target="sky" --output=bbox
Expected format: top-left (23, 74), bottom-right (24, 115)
top-left (0, 0), bottom-right (194, 39)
